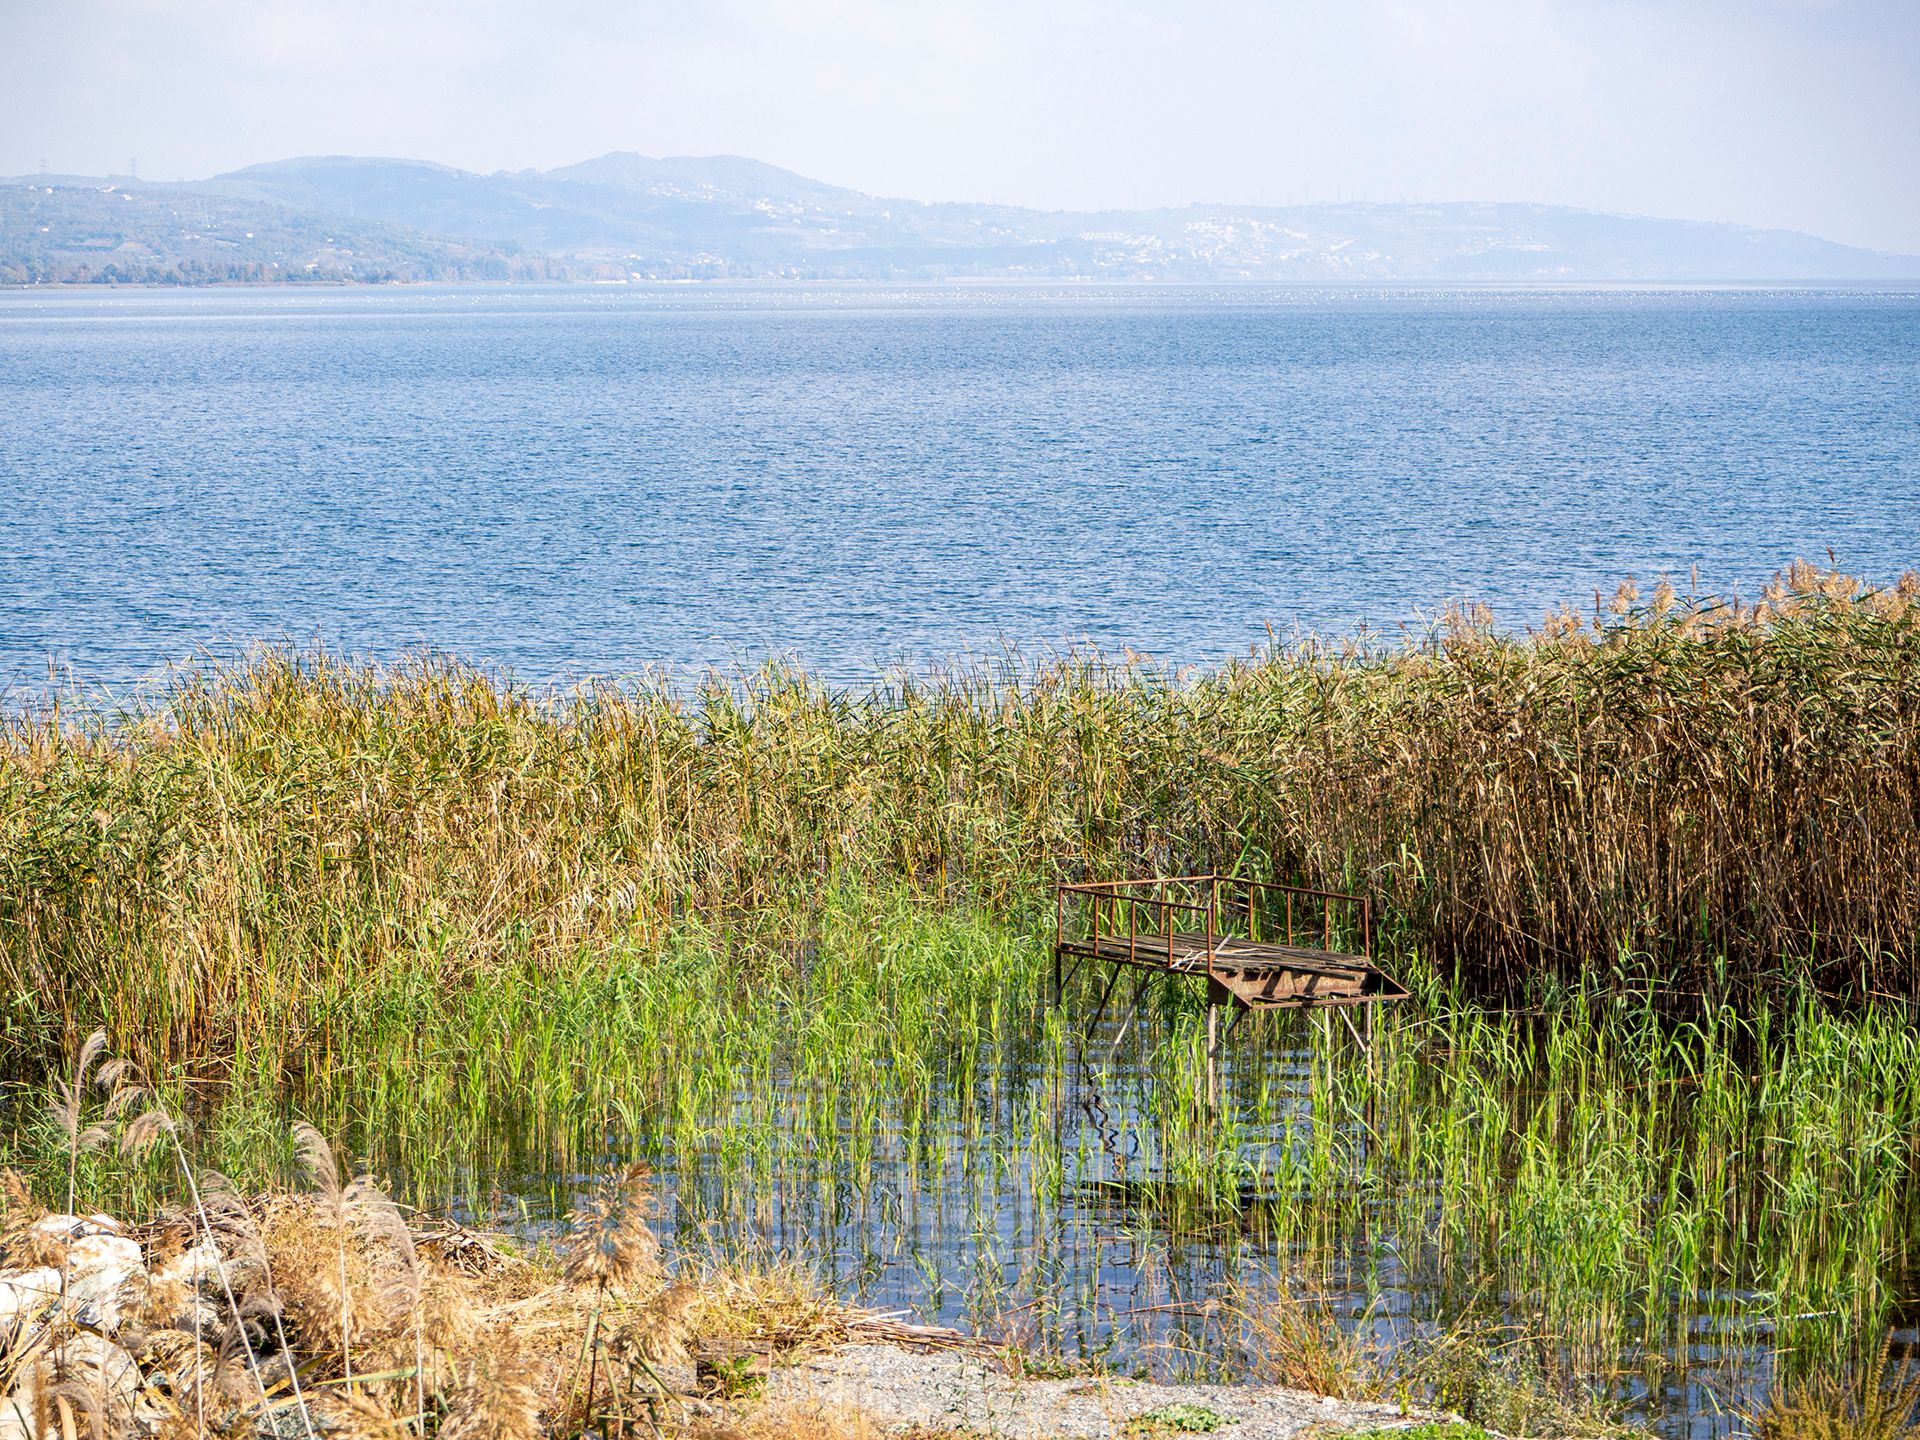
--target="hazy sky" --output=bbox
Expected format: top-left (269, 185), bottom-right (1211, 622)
top-left (6, 0), bottom-right (1918, 252)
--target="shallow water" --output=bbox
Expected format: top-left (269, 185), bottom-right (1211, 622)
top-left (4, 889), bottom-right (1911, 1437)
top-left (3, 283), bottom-right (1918, 693)
top-left (333, 978), bottom-right (1900, 1440)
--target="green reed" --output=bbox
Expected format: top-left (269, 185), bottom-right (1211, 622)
top-left (4, 566), bottom-right (1920, 1427)
top-left (5, 564), bottom-right (1920, 1073)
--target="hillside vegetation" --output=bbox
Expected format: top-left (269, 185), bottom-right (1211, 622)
top-left (6, 152), bottom-right (1918, 283)
top-left (0, 182), bottom-right (599, 285)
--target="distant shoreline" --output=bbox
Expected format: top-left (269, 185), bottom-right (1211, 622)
top-left (8, 159), bottom-right (1917, 287)
top-left (5, 274), bottom-right (1919, 292)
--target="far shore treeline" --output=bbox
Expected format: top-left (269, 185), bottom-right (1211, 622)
top-left (3, 561), bottom-right (1917, 1067)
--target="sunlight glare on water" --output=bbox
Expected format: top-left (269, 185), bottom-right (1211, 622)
top-left (3, 282), bottom-right (1917, 693)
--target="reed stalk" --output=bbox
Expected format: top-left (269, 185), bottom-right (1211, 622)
top-left (4, 564), bottom-right (1917, 1072)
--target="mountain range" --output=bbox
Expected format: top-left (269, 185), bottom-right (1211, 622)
top-left (4, 152), bottom-right (1916, 285)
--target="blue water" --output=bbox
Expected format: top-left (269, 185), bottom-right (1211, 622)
top-left (2, 282), bottom-right (1917, 694)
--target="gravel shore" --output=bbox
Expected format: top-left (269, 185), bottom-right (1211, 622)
top-left (763, 1343), bottom-right (1442, 1440)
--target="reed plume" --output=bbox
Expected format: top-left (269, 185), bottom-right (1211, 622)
top-left (563, 1162), bottom-right (660, 1294)
top-left (36, 1356), bottom-right (109, 1440)
top-left (565, 1162), bottom-right (661, 1428)
top-left (319, 1390), bottom-right (411, 1440)
top-left (292, 1121), bottom-right (355, 1386)
top-left (49, 1028), bottom-right (110, 1215)
top-left (441, 1350), bottom-right (544, 1440)
top-left (348, 1173), bottom-right (427, 1431)
top-left (196, 1170), bottom-right (319, 1440)
top-left (4, 562), bottom-right (1918, 1073)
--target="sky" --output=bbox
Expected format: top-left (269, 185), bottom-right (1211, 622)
top-left (5, 0), bottom-right (1918, 253)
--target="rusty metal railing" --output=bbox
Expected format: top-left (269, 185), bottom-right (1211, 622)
top-left (1052, 873), bottom-right (1373, 997)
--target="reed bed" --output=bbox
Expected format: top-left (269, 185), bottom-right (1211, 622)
top-left (4, 562), bottom-right (1919, 1068)
top-left (4, 888), bottom-right (1916, 1431)
top-left (4, 564), bottom-right (1920, 1431)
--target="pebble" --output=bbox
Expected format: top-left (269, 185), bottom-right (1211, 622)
top-left (768, 1343), bottom-right (1446, 1440)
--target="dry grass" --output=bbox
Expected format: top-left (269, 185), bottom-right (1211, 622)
top-left (684, 1404), bottom-right (963, 1440)
top-left (0, 1027), bottom-right (970, 1440)
top-left (1213, 1285), bottom-right (1369, 1400)
top-left (1190, 1275), bottom-right (1620, 1438)
top-left (1753, 1343), bottom-right (1920, 1440)
top-left (4, 563), bottom-right (1917, 1070)
top-left (2, 1165), bottom-right (944, 1440)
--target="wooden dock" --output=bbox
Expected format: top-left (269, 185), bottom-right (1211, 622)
top-left (1052, 874), bottom-right (1407, 1105)
top-left (1058, 930), bottom-right (1406, 1009)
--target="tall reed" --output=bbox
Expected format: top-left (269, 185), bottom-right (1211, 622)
top-left (5, 887), bottom-right (1916, 1429)
top-left (3, 563), bottom-right (1918, 1066)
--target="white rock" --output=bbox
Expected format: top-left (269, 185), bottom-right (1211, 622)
top-left (0, 1332), bottom-right (138, 1440)
top-left (151, 1236), bottom-right (225, 1293)
top-left (27, 1212), bottom-right (126, 1244)
top-left (0, 1267), bottom-right (63, 1329)
top-left (63, 1233), bottom-right (146, 1332)
top-left (0, 1227), bottom-right (147, 1336)
top-left (0, 1217), bottom-right (146, 1440)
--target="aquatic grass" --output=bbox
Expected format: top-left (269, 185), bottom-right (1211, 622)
top-left (3, 567), bottom-right (1920, 1431)
top-left (5, 564), bottom-right (1920, 1074)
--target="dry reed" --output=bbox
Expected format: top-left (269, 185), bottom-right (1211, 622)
top-left (3, 1128), bottom-right (925, 1440)
top-left (1753, 1339), bottom-right (1920, 1440)
top-left (5, 564), bottom-right (1916, 1068)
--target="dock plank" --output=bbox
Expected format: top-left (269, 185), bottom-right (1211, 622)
top-left (1057, 932), bottom-right (1404, 1010)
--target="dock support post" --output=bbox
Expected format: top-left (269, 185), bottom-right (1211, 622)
top-left (1206, 998), bottom-right (1218, 1113)
top-left (1364, 1000), bottom-right (1377, 1135)
top-left (1108, 972), bottom-right (1153, 1055)
top-left (1083, 962), bottom-right (1126, 1045)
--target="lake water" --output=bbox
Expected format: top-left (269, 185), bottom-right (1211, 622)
top-left (2, 282), bottom-right (1917, 694)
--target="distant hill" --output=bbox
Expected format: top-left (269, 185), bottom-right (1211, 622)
top-left (0, 177), bottom-right (603, 285)
top-left (5, 152), bottom-right (1917, 285)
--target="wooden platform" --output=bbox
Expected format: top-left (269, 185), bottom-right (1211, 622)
top-left (1053, 874), bottom-right (1404, 1107)
top-left (1053, 874), bottom-right (1407, 1018)
top-left (1057, 930), bottom-right (1407, 1011)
